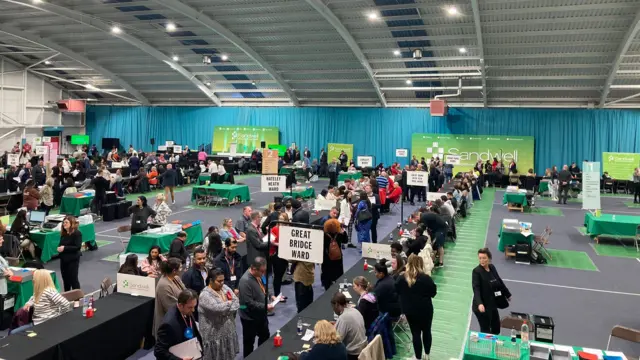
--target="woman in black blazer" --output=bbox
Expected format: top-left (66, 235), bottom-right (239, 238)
top-left (472, 248), bottom-right (511, 334)
top-left (57, 216), bottom-right (82, 291)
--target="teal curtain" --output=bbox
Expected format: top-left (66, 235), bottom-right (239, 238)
top-left (86, 106), bottom-right (640, 174)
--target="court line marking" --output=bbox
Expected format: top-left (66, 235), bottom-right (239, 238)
top-left (503, 279), bottom-right (640, 297)
top-left (637, 258), bottom-right (640, 263)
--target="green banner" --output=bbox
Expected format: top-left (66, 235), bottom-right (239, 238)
top-left (327, 143), bottom-right (353, 163)
top-left (212, 126), bottom-right (279, 153)
top-left (411, 134), bottom-right (535, 172)
top-left (602, 152), bottom-right (640, 180)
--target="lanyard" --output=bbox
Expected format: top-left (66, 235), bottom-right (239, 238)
top-left (225, 254), bottom-right (235, 275)
top-left (254, 276), bottom-right (266, 295)
top-left (181, 314), bottom-right (193, 329)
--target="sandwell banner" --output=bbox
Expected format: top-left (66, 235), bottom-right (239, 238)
top-left (602, 152), bottom-right (640, 180)
top-left (411, 133), bottom-right (535, 172)
top-left (327, 143), bottom-right (353, 163)
top-left (212, 126), bottom-right (279, 154)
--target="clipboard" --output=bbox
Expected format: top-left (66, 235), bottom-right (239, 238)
top-left (169, 338), bottom-right (202, 359)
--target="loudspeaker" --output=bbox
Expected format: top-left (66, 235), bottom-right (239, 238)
top-left (65, 135), bottom-right (71, 141)
top-left (150, 138), bottom-right (155, 145)
top-left (260, 141), bottom-right (266, 149)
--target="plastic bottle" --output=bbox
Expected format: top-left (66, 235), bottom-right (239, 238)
top-left (297, 318), bottom-right (303, 336)
top-left (89, 295), bottom-right (95, 309)
top-left (510, 327), bottom-right (517, 343)
top-left (274, 330), bottom-right (283, 347)
top-left (520, 322), bottom-right (530, 349)
top-left (82, 298), bottom-right (88, 317)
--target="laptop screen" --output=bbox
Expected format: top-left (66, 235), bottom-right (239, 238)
top-left (28, 210), bottom-right (46, 224)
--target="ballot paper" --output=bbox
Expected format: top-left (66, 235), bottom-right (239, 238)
top-left (301, 329), bottom-right (314, 341)
top-left (169, 338), bottom-right (202, 359)
top-left (342, 291), bottom-right (352, 299)
top-left (269, 293), bottom-right (283, 307)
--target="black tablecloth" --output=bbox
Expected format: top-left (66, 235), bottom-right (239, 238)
top-left (0, 293), bottom-right (154, 360)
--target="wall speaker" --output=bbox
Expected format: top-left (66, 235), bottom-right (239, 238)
top-left (260, 141), bottom-right (266, 149)
top-left (65, 135), bottom-right (71, 141)
top-left (150, 138), bottom-right (155, 145)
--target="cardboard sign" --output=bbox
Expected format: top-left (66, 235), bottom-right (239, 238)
top-left (35, 146), bottom-right (48, 155)
top-left (357, 156), bottom-right (373, 168)
top-left (445, 154), bottom-right (461, 165)
top-left (158, 145), bottom-right (167, 151)
top-left (395, 149), bottom-right (408, 157)
top-left (42, 136), bottom-right (51, 143)
top-left (261, 175), bottom-right (286, 192)
top-left (32, 137), bottom-right (42, 145)
top-left (362, 243), bottom-right (392, 260)
top-left (116, 273), bottom-right (156, 298)
top-left (278, 225), bottom-right (324, 264)
top-left (165, 141), bottom-right (174, 146)
top-left (7, 154), bottom-right (19, 166)
top-left (406, 171), bottom-right (429, 186)
top-left (262, 149), bottom-right (279, 174)
top-left (173, 145), bottom-right (182, 153)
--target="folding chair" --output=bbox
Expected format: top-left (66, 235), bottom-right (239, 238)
top-left (100, 277), bottom-right (114, 298)
top-left (61, 289), bottom-right (85, 302)
top-left (532, 226), bottom-right (552, 260)
top-left (616, 180), bottom-right (628, 194)
top-left (389, 197), bottom-right (400, 213)
top-left (635, 225), bottom-right (640, 252)
top-left (603, 180), bottom-right (614, 193)
top-left (0, 195), bottom-right (10, 216)
top-left (391, 315), bottom-right (413, 354)
top-left (117, 225), bottom-right (131, 254)
top-left (205, 188), bottom-right (220, 207)
top-left (606, 325), bottom-right (640, 359)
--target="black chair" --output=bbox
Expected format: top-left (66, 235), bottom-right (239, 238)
top-left (603, 179), bottom-right (614, 193)
top-left (617, 180), bottom-right (628, 194)
top-left (524, 177), bottom-right (537, 206)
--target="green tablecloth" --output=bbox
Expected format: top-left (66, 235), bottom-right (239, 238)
top-left (282, 187), bottom-right (316, 199)
top-left (279, 167), bottom-right (306, 176)
top-left (338, 171), bottom-right (362, 182)
top-left (502, 193), bottom-right (528, 207)
top-left (126, 224), bottom-right (203, 253)
top-left (538, 181), bottom-right (550, 193)
top-left (59, 194), bottom-right (94, 216)
top-left (498, 226), bottom-right (534, 252)
top-left (198, 173), bottom-right (230, 184)
top-left (8, 271), bottom-right (59, 311)
top-left (463, 332), bottom-right (588, 360)
top-left (30, 223), bottom-right (97, 263)
top-left (584, 212), bottom-right (640, 238)
top-left (190, 184), bottom-right (251, 203)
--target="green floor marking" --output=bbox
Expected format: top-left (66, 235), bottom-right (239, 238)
top-left (543, 249), bottom-right (598, 271)
top-left (591, 243), bottom-right (640, 259)
top-left (575, 226), bottom-right (588, 236)
top-left (623, 202), bottom-right (640, 208)
top-left (524, 206), bottom-right (564, 217)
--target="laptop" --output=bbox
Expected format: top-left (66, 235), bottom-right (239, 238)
top-left (28, 210), bottom-right (46, 228)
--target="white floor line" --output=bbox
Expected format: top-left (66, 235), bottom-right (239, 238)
top-left (95, 234), bottom-right (123, 239)
top-left (503, 279), bottom-right (640, 297)
top-left (637, 258), bottom-right (640, 263)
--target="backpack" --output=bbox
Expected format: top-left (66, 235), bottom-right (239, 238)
top-left (328, 234), bottom-right (342, 261)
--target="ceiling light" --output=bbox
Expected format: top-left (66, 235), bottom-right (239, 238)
top-left (393, 50), bottom-right (401, 56)
top-left (251, 81), bottom-right (256, 86)
top-left (166, 22), bottom-right (176, 32)
top-left (406, 80), bottom-right (412, 85)
top-left (111, 25), bottom-right (122, 34)
top-left (85, 84), bottom-right (97, 90)
top-left (205, 81), bottom-right (211, 86)
top-left (446, 6), bottom-right (458, 16)
top-left (202, 55), bottom-right (211, 64)
top-left (220, 54), bottom-right (229, 61)
top-left (32, 0), bottom-right (42, 3)
top-left (44, 60), bottom-right (51, 65)
top-left (459, 47), bottom-right (467, 54)
top-left (172, 55), bottom-right (179, 61)
top-left (367, 12), bottom-right (379, 20)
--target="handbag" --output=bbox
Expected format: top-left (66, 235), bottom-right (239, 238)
top-left (489, 266), bottom-right (509, 309)
top-left (357, 209), bottom-right (372, 222)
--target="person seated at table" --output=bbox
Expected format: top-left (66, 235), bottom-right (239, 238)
top-left (435, 198), bottom-right (454, 218)
top-left (331, 292), bottom-right (367, 360)
top-left (0, 226), bottom-right (13, 296)
top-left (169, 231), bottom-right (188, 265)
top-left (390, 242), bottom-right (407, 262)
top-left (602, 171), bottom-right (612, 180)
top-left (406, 224), bottom-right (429, 257)
top-left (154, 258), bottom-right (186, 337)
top-left (62, 177), bottom-right (78, 196)
top-left (569, 162), bottom-right (581, 176)
top-left (10, 210), bottom-right (36, 259)
top-left (300, 320), bottom-right (348, 360)
top-left (326, 186), bottom-right (337, 200)
top-left (129, 196), bottom-right (157, 235)
top-left (508, 169), bottom-right (521, 186)
top-left (150, 193), bottom-right (172, 228)
top-left (527, 168), bottom-right (535, 177)
top-left (199, 161), bottom-right (207, 173)
top-left (218, 159), bottom-right (227, 179)
top-left (220, 218), bottom-right (246, 243)
top-left (22, 180), bottom-right (40, 211)
top-left (373, 260), bottom-right (402, 319)
top-left (383, 182), bottom-right (402, 211)
top-left (23, 269), bottom-right (72, 325)
top-left (317, 189), bottom-right (328, 200)
top-left (140, 245), bottom-right (166, 278)
top-left (154, 289), bottom-right (201, 360)
top-left (118, 254), bottom-right (147, 276)
top-left (352, 276), bottom-right (377, 336)
top-left (207, 159), bottom-right (218, 173)
top-left (386, 255), bottom-right (405, 279)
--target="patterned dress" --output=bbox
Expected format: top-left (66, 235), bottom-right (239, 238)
top-left (198, 285), bottom-right (240, 360)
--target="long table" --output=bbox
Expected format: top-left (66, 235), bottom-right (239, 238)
top-left (584, 212), bottom-right (640, 241)
top-left (0, 293), bottom-right (154, 360)
top-left (282, 187), bottom-right (316, 199)
top-left (59, 194), bottom-right (94, 216)
top-left (497, 226), bottom-right (534, 252)
top-left (126, 223), bottom-right (203, 253)
top-left (502, 192), bottom-right (528, 212)
top-left (338, 171), bottom-right (362, 182)
top-left (8, 270), bottom-right (59, 310)
top-left (30, 223), bottom-right (97, 263)
top-left (190, 184), bottom-right (250, 203)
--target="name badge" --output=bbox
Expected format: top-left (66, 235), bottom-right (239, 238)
top-left (494, 291), bottom-right (502, 297)
top-left (230, 275), bottom-right (237, 282)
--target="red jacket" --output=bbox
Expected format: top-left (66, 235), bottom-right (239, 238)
top-left (390, 166), bottom-right (400, 176)
top-left (387, 187), bottom-right (402, 203)
top-left (269, 226), bottom-right (279, 256)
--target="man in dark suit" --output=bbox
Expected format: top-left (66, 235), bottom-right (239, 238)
top-left (33, 159), bottom-right (46, 186)
top-left (557, 164), bottom-right (573, 205)
top-left (365, 185), bottom-right (381, 243)
top-left (291, 199), bottom-right (310, 224)
top-left (154, 289), bottom-right (202, 360)
top-left (261, 202), bottom-right (283, 235)
top-left (338, 150), bottom-right (348, 170)
top-left (286, 148), bottom-right (295, 164)
top-left (303, 147), bottom-right (311, 159)
top-left (319, 148), bottom-right (328, 176)
top-left (181, 247), bottom-right (207, 295)
top-left (245, 211), bottom-right (268, 265)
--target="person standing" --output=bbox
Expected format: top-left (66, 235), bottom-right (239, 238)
top-left (90, 170), bottom-right (110, 215)
top-left (293, 260), bottom-right (314, 313)
top-left (364, 185), bottom-right (380, 243)
top-left (472, 248), bottom-right (511, 335)
top-left (22, 180), bottom-right (40, 210)
top-left (154, 289), bottom-right (202, 360)
top-left (39, 178), bottom-right (54, 215)
top-left (557, 165), bottom-right (572, 205)
top-left (328, 158), bottom-right (338, 187)
top-left (420, 209), bottom-right (448, 269)
top-left (169, 231), bottom-right (188, 265)
top-left (395, 255), bottom-right (437, 360)
top-left (354, 192), bottom-right (372, 250)
top-left (352, 276), bottom-right (378, 336)
top-left (245, 211), bottom-right (268, 266)
top-left (33, 159), bottom-right (46, 186)
top-left (150, 193), bottom-right (172, 228)
top-left (214, 239), bottom-right (243, 295)
top-left (154, 258), bottom-right (186, 337)
top-left (160, 163), bottom-right (178, 205)
top-left (633, 168), bottom-right (640, 203)
top-left (57, 216), bottom-right (82, 291)
top-left (182, 247), bottom-right (207, 295)
top-left (199, 268), bottom-right (240, 360)
top-left (319, 148), bottom-right (328, 177)
top-left (338, 151), bottom-right (348, 171)
top-left (128, 196), bottom-right (157, 235)
top-left (321, 219), bottom-right (346, 290)
top-left (238, 257), bottom-right (275, 358)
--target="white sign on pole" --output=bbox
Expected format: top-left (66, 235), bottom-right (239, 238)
top-left (278, 225), bottom-right (324, 264)
top-left (395, 149), bottom-right (408, 157)
top-left (35, 146), bottom-right (48, 155)
top-left (362, 243), bottom-right (392, 260)
top-left (445, 155), bottom-right (461, 165)
top-left (357, 156), bottom-right (373, 168)
top-left (116, 273), bottom-right (156, 298)
top-left (261, 175), bottom-right (286, 192)
top-left (42, 136), bottom-right (51, 143)
top-left (7, 154), bottom-right (19, 166)
top-left (582, 162), bottom-right (601, 210)
top-left (173, 145), bottom-right (182, 153)
top-left (165, 141), bottom-right (174, 146)
top-left (158, 145), bottom-right (168, 151)
top-left (406, 171), bottom-right (429, 186)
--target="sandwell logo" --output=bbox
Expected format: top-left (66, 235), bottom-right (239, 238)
top-left (231, 131), bottom-right (238, 139)
top-left (610, 156), bottom-right (635, 163)
top-left (329, 145), bottom-right (336, 151)
top-left (231, 132), bottom-right (259, 141)
top-left (122, 280), bottom-right (129, 288)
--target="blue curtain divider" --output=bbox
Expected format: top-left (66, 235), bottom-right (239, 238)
top-left (86, 106), bottom-right (640, 174)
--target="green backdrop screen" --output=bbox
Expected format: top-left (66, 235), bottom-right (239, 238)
top-left (212, 126), bottom-right (279, 154)
top-left (602, 152), bottom-right (640, 179)
top-left (267, 144), bottom-right (288, 157)
top-left (327, 143), bottom-right (353, 163)
top-left (411, 133), bottom-right (535, 172)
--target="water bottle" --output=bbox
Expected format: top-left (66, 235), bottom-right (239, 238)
top-left (82, 298), bottom-right (88, 317)
top-left (297, 318), bottom-right (303, 336)
top-left (186, 254), bottom-right (191, 269)
top-left (520, 322), bottom-right (530, 349)
top-left (510, 327), bottom-right (517, 343)
top-left (89, 295), bottom-right (95, 309)
top-left (274, 330), bottom-right (283, 347)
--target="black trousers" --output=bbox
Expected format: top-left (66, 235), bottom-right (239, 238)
top-left (92, 196), bottom-right (105, 215)
top-left (270, 255), bottom-right (288, 296)
top-left (241, 317), bottom-right (270, 358)
top-left (474, 308), bottom-right (501, 335)
top-left (634, 182), bottom-right (640, 202)
top-left (329, 172), bottom-right (337, 186)
top-left (407, 313), bottom-right (433, 357)
top-left (60, 258), bottom-right (80, 291)
top-left (402, 185), bottom-right (409, 201)
top-left (294, 281), bottom-right (313, 313)
top-left (557, 184), bottom-right (569, 204)
top-left (370, 216), bottom-right (378, 243)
